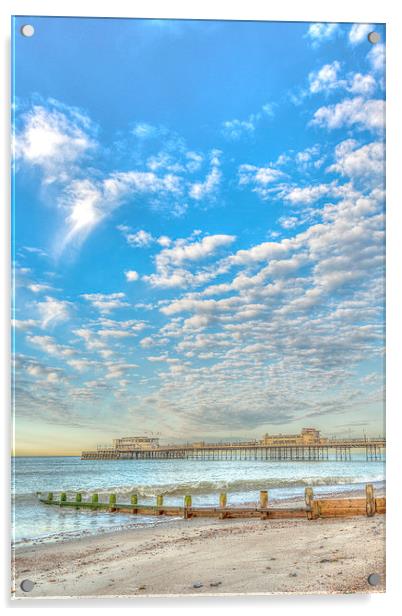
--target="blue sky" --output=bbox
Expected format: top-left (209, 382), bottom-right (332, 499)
top-left (12, 17), bottom-right (385, 454)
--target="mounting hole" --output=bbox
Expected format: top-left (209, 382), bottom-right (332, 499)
top-left (21, 24), bottom-right (35, 38)
top-left (20, 579), bottom-right (35, 592)
top-left (368, 31), bottom-right (380, 45)
top-left (367, 572), bottom-right (380, 586)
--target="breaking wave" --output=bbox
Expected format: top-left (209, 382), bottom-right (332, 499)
top-left (23, 475), bottom-right (385, 499)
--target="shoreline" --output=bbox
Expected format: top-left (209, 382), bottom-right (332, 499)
top-left (13, 483), bottom-right (386, 549)
top-left (13, 514), bottom-right (385, 598)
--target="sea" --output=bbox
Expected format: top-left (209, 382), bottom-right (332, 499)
top-left (12, 454), bottom-right (385, 547)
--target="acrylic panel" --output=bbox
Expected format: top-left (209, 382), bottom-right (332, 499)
top-left (11, 16), bottom-right (386, 598)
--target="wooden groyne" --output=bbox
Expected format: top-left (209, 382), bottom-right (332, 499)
top-left (37, 484), bottom-right (385, 521)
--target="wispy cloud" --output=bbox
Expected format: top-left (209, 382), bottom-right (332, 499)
top-left (14, 100), bottom-right (97, 184)
top-left (189, 150), bottom-right (221, 201)
top-left (221, 103), bottom-right (274, 140)
top-left (238, 164), bottom-right (285, 200)
top-left (36, 296), bottom-right (71, 328)
top-left (81, 292), bottom-right (129, 314)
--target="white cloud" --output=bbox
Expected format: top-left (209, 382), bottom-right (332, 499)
top-left (185, 151), bottom-right (204, 173)
top-left (348, 73), bottom-right (376, 96)
top-left (60, 179), bottom-right (104, 245)
top-left (15, 354), bottom-right (64, 384)
top-left (144, 234), bottom-right (236, 288)
top-left (140, 336), bottom-right (155, 348)
top-left (222, 118), bottom-right (255, 140)
top-left (282, 182), bottom-right (335, 205)
top-left (349, 24), bottom-right (372, 45)
top-left (311, 97), bottom-right (385, 132)
top-left (306, 23), bottom-right (340, 46)
top-left (12, 319), bottom-right (39, 331)
top-left (37, 296), bottom-right (71, 328)
top-left (97, 329), bottom-right (134, 338)
top-left (157, 235), bottom-right (172, 247)
top-left (279, 216), bottom-right (299, 229)
top-left (104, 361), bottom-right (138, 380)
top-left (229, 241), bottom-right (289, 266)
top-left (67, 358), bottom-right (95, 372)
top-left (160, 234), bottom-right (235, 265)
top-left (28, 283), bottom-right (53, 294)
top-left (27, 335), bottom-right (75, 357)
top-left (97, 318), bottom-right (146, 332)
top-left (14, 103), bottom-right (96, 183)
top-left (221, 103), bottom-right (274, 140)
top-left (238, 164), bottom-right (285, 199)
top-left (328, 140), bottom-right (385, 182)
top-left (189, 150), bottom-right (221, 200)
top-left (132, 122), bottom-right (160, 139)
top-left (124, 229), bottom-right (153, 247)
top-left (160, 296), bottom-right (239, 317)
top-left (308, 62), bottom-right (376, 98)
top-left (73, 328), bottom-right (102, 349)
top-left (81, 292), bottom-right (129, 313)
top-left (309, 61), bottom-right (342, 94)
top-left (367, 43), bottom-right (385, 73)
top-left (125, 270), bottom-right (139, 282)
top-left (59, 170), bottom-right (182, 249)
top-left (23, 246), bottom-right (48, 257)
top-left (295, 145), bottom-right (322, 168)
top-left (104, 170), bottom-right (182, 200)
top-left (118, 225), bottom-right (173, 250)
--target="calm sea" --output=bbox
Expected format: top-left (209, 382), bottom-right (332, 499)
top-left (12, 455), bottom-right (385, 546)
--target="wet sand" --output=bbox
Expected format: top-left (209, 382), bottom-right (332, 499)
top-left (13, 514), bottom-right (385, 598)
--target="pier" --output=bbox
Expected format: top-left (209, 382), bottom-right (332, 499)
top-left (81, 429), bottom-right (385, 462)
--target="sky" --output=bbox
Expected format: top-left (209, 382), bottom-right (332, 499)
top-left (12, 17), bottom-right (385, 455)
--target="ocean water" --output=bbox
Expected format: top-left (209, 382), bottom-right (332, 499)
top-left (12, 455), bottom-right (385, 546)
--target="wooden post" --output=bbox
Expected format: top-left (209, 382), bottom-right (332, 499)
top-left (219, 492), bottom-right (227, 518)
top-left (259, 490), bottom-right (269, 519)
top-left (259, 490), bottom-right (268, 508)
top-left (366, 483), bottom-right (375, 517)
top-left (60, 492), bottom-right (67, 503)
top-left (312, 500), bottom-right (320, 519)
top-left (75, 493), bottom-right (82, 504)
top-left (47, 492), bottom-right (53, 502)
top-left (305, 487), bottom-right (313, 506)
top-left (91, 493), bottom-right (99, 507)
top-left (156, 494), bottom-right (164, 514)
top-left (109, 493), bottom-right (117, 511)
top-left (130, 494), bottom-right (138, 513)
top-left (184, 495), bottom-right (192, 519)
top-left (305, 487), bottom-right (314, 519)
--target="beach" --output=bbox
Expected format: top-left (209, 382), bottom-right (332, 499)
top-left (12, 456), bottom-right (386, 598)
top-left (13, 513), bottom-right (385, 598)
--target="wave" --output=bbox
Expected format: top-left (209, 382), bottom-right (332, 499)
top-left (12, 514), bottom-right (178, 547)
top-left (15, 476), bottom-right (386, 500)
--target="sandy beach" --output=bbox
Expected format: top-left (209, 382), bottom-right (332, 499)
top-left (13, 513), bottom-right (385, 598)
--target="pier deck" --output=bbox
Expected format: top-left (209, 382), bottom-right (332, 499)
top-left (81, 439), bottom-right (385, 462)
